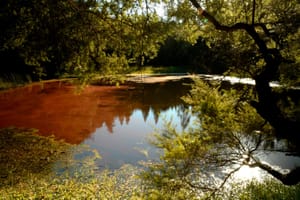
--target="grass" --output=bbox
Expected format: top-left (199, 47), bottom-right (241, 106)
top-left (129, 65), bottom-right (194, 75)
top-left (0, 73), bottom-right (32, 90)
top-left (0, 79), bottom-right (25, 90)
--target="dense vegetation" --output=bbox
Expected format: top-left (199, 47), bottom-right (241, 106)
top-left (1, 0), bottom-right (299, 199)
top-left (0, 0), bottom-right (236, 85)
top-left (0, 0), bottom-right (168, 83)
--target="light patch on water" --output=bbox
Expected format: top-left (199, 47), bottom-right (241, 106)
top-left (198, 74), bottom-right (300, 89)
top-left (233, 165), bottom-right (265, 182)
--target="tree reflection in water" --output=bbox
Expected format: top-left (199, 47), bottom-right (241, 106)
top-left (0, 79), bottom-right (194, 168)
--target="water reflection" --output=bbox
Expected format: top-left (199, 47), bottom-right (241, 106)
top-left (0, 79), bottom-right (193, 168)
top-left (1, 78), bottom-right (298, 177)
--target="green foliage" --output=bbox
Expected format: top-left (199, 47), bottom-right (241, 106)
top-left (164, 0), bottom-right (299, 84)
top-left (1, 0), bottom-right (299, 87)
top-left (150, 36), bottom-right (223, 73)
top-left (0, 127), bottom-right (143, 199)
top-left (130, 65), bottom-right (193, 74)
top-left (139, 125), bottom-right (207, 199)
top-left (0, 0), bottom-right (170, 82)
top-left (182, 78), bottom-right (270, 139)
top-left (226, 179), bottom-right (300, 200)
top-left (140, 78), bottom-right (275, 198)
top-left (0, 75), bottom-right (31, 90)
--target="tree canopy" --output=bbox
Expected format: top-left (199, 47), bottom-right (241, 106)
top-left (0, 0), bottom-right (169, 81)
top-left (186, 0), bottom-right (300, 140)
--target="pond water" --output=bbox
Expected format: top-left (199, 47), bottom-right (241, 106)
top-left (0, 79), bottom-right (194, 169)
top-left (0, 77), bottom-right (299, 182)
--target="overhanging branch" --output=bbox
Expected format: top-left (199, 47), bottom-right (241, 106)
top-left (249, 161), bottom-right (300, 185)
top-left (190, 0), bottom-right (249, 32)
top-left (189, 0), bottom-right (271, 57)
top-left (189, 0), bottom-right (300, 185)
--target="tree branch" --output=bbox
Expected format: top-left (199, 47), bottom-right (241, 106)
top-left (189, 0), bottom-right (270, 56)
top-left (249, 161), bottom-right (300, 185)
top-left (189, 0), bottom-right (294, 137)
top-left (189, 0), bottom-right (300, 184)
top-left (189, 0), bottom-right (247, 31)
top-left (252, 0), bottom-right (256, 25)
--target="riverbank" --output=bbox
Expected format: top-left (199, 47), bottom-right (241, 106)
top-left (2, 73), bottom-right (299, 93)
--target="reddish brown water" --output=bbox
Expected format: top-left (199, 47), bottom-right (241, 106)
top-left (0, 81), bottom-right (136, 144)
top-left (0, 80), bottom-right (191, 144)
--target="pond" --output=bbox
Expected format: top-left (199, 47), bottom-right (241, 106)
top-left (0, 76), bottom-right (299, 182)
top-left (0, 78), bottom-right (194, 169)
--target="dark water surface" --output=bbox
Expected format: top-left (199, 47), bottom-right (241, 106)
top-left (0, 79), bottom-right (194, 169)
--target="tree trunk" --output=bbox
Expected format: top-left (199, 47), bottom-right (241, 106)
top-left (189, 0), bottom-right (300, 141)
top-left (250, 161), bottom-right (300, 185)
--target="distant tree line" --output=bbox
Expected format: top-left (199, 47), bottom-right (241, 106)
top-left (148, 36), bottom-right (231, 74)
top-left (0, 0), bottom-right (167, 82)
top-left (0, 0), bottom-right (238, 84)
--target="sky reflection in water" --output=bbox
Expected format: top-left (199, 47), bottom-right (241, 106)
top-left (81, 80), bottom-right (195, 169)
top-left (84, 106), bottom-right (193, 169)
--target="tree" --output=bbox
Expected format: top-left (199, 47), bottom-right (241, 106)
top-left (188, 0), bottom-right (300, 140)
top-left (149, 36), bottom-right (230, 74)
top-left (0, 0), bottom-right (100, 79)
top-left (187, 0), bottom-right (300, 184)
top-left (141, 0), bottom-right (300, 197)
top-left (0, 0), bottom-right (168, 82)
